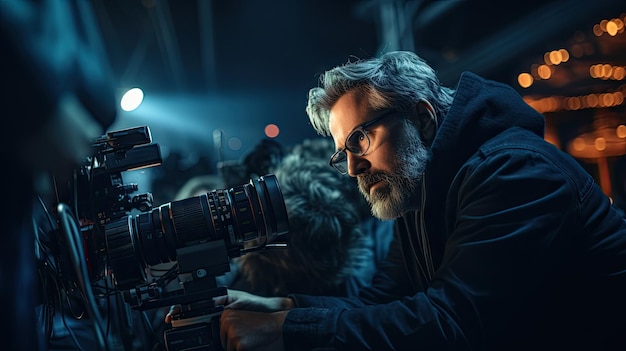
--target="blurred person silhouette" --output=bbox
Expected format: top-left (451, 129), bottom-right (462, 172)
top-left (242, 139), bottom-right (285, 179)
top-left (2, 1), bottom-right (117, 350)
top-left (194, 51), bottom-right (626, 351)
top-left (219, 138), bottom-right (286, 189)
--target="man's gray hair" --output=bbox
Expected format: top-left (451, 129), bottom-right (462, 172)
top-left (306, 51), bottom-right (455, 136)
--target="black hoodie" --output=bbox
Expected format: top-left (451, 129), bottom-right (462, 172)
top-left (285, 72), bottom-right (626, 350)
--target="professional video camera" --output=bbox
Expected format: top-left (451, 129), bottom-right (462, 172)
top-left (38, 126), bottom-right (289, 351)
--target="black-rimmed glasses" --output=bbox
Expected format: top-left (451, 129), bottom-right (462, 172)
top-left (329, 109), bottom-right (396, 174)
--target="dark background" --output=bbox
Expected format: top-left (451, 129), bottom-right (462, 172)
top-left (88, 0), bottom-right (625, 203)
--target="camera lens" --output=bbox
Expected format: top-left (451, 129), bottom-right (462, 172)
top-left (104, 174), bottom-right (288, 290)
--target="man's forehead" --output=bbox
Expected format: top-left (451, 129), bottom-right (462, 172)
top-left (329, 91), bottom-right (372, 137)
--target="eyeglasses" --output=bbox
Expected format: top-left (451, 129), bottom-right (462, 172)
top-left (329, 109), bottom-right (396, 174)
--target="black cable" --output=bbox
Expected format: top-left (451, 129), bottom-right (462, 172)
top-left (33, 195), bottom-right (59, 342)
top-left (57, 203), bottom-right (111, 351)
top-left (58, 287), bottom-right (86, 351)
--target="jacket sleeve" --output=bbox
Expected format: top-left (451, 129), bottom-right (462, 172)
top-left (283, 141), bottom-right (595, 350)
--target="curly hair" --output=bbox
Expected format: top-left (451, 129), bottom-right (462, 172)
top-left (234, 151), bottom-right (375, 296)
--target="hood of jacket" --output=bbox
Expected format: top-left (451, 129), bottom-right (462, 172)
top-left (428, 72), bottom-right (546, 186)
top-left (418, 72), bottom-right (546, 265)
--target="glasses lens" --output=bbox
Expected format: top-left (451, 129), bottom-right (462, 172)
top-left (345, 129), bottom-right (369, 155)
top-left (330, 151), bottom-right (348, 174)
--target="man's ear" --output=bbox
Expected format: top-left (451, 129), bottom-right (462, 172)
top-left (413, 99), bottom-right (437, 146)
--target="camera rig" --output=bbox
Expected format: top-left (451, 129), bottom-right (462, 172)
top-left (39, 126), bottom-right (289, 351)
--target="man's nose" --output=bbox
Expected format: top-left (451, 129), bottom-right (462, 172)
top-left (347, 152), bottom-right (369, 177)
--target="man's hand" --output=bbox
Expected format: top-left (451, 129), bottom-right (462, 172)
top-left (217, 289), bottom-right (295, 312)
top-left (220, 309), bottom-right (288, 351)
top-left (164, 289), bottom-right (294, 323)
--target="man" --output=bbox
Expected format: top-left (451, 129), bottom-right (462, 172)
top-left (170, 51), bottom-right (626, 350)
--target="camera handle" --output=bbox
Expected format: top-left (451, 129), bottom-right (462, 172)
top-left (165, 299), bottom-right (225, 351)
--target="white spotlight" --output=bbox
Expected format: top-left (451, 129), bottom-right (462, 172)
top-left (120, 88), bottom-right (144, 111)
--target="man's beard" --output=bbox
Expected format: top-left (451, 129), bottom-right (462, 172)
top-left (357, 126), bottom-right (431, 220)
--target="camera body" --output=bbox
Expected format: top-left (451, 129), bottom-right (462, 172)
top-left (43, 126), bottom-right (289, 351)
